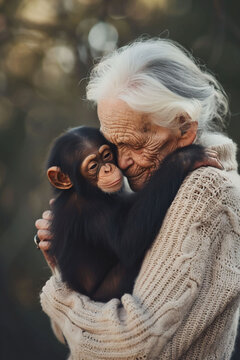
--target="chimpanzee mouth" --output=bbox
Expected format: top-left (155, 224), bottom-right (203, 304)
top-left (105, 177), bottom-right (123, 188)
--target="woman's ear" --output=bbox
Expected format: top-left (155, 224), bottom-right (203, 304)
top-left (47, 166), bottom-right (73, 189)
top-left (176, 113), bottom-right (198, 148)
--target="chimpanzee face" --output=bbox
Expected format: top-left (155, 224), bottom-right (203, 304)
top-left (47, 141), bottom-right (124, 194)
top-left (80, 144), bottom-right (123, 193)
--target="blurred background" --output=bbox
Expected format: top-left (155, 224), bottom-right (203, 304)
top-left (0, 0), bottom-right (239, 359)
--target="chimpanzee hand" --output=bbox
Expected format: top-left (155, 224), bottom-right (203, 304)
top-left (192, 149), bottom-right (223, 171)
top-left (35, 199), bottom-right (56, 270)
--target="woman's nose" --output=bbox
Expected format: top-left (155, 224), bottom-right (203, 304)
top-left (117, 150), bottom-right (134, 170)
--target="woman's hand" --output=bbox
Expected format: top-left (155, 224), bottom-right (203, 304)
top-left (35, 199), bottom-right (56, 270)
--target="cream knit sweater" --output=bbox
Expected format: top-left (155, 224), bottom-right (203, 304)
top-left (40, 134), bottom-right (240, 360)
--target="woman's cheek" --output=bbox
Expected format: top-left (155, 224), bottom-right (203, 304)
top-left (131, 150), bottom-right (153, 167)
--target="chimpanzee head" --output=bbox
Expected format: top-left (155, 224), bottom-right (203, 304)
top-left (47, 126), bottom-right (124, 195)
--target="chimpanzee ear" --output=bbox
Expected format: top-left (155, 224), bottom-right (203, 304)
top-left (47, 166), bottom-right (73, 190)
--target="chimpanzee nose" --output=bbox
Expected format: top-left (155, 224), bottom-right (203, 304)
top-left (103, 163), bottom-right (112, 173)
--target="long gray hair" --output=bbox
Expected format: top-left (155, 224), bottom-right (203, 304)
top-left (87, 38), bottom-right (228, 138)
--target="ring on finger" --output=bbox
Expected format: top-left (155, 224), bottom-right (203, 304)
top-left (34, 234), bottom-right (41, 250)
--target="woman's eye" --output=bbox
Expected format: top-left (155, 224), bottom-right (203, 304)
top-left (133, 144), bottom-right (143, 151)
top-left (89, 163), bottom-right (97, 170)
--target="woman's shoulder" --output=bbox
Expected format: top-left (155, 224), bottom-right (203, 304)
top-left (156, 166), bottom-right (240, 249)
top-left (178, 165), bottom-right (240, 216)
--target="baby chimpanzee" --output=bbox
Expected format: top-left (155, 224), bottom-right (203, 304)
top-left (47, 126), bottom-right (209, 302)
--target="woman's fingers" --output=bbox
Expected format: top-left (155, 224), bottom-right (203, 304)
top-left (34, 200), bottom-right (55, 269)
top-left (39, 240), bottom-right (51, 251)
top-left (42, 210), bottom-right (53, 220)
top-left (37, 229), bottom-right (53, 240)
top-left (35, 217), bottom-right (52, 241)
top-left (49, 198), bottom-right (55, 207)
top-left (35, 207), bottom-right (53, 241)
top-left (39, 246), bottom-right (56, 269)
top-left (35, 218), bottom-right (51, 231)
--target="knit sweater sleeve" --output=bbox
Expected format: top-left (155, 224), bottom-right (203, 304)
top-left (40, 167), bottom-right (238, 359)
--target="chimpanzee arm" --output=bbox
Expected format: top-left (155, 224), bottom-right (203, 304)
top-left (110, 144), bottom-right (207, 267)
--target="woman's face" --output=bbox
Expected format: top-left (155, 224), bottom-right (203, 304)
top-left (98, 98), bottom-right (196, 191)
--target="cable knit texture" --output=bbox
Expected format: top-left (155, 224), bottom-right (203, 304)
top-left (40, 134), bottom-right (240, 360)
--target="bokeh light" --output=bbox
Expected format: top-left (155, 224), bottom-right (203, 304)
top-left (44, 45), bottom-right (76, 74)
top-left (16, 0), bottom-right (58, 24)
top-left (88, 21), bottom-right (118, 55)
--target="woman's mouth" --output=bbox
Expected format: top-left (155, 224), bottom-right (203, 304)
top-left (126, 169), bottom-right (146, 181)
top-left (127, 170), bottom-right (150, 190)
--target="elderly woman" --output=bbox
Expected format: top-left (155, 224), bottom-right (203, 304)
top-left (37, 39), bottom-right (240, 360)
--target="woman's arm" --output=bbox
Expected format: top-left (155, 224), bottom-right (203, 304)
top-left (40, 167), bottom-right (240, 359)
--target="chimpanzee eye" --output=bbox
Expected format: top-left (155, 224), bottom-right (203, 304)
top-left (89, 162), bottom-right (97, 171)
top-left (103, 152), bottom-right (111, 159)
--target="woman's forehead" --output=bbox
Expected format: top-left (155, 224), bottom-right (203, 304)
top-left (98, 98), bottom-right (152, 137)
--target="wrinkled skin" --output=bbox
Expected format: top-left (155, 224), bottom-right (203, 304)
top-left (98, 98), bottom-right (198, 191)
top-left (36, 98), bottom-right (222, 268)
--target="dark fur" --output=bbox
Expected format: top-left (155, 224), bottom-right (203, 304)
top-left (47, 126), bottom-right (206, 301)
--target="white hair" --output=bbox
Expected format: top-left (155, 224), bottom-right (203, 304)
top-left (86, 38), bottom-right (229, 137)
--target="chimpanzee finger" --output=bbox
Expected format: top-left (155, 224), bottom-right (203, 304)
top-left (193, 157), bottom-right (223, 171)
top-left (210, 158), bottom-right (224, 170)
top-left (205, 150), bottom-right (218, 158)
top-left (203, 157), bottom-right (224, 170)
